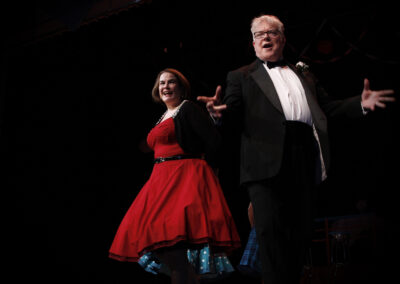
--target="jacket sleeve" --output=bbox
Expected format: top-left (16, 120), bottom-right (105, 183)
top-left (303, 70), bottom-right (364, 120)
top-left (174, 101), bottom-right (222, 168)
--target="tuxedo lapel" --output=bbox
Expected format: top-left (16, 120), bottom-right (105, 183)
top-left (290, 65), bottom-right (327, 130)
top-left (250, 61), bottom-right (284, 114)
top-left (249, 60), bottom-right (326, 128)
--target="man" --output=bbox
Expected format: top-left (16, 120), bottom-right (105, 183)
top-left (197, 14), bottom-right (395, 284)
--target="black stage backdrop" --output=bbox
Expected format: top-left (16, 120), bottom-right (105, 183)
top-left (3, 0), bottom-right (399, 283)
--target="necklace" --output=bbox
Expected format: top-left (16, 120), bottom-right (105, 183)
top-left (155, 100), bottom-right (186, 125)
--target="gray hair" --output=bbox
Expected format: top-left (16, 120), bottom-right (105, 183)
top-left (250, 14), bottom-right (285, 39)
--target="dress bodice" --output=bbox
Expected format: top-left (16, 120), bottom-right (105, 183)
top-left (147, 117), bottom-right (186, 158)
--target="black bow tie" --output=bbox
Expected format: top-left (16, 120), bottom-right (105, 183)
top-left (266, 60), bottom-right (287, 69)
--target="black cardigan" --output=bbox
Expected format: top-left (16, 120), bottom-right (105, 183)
top-left (173, 100), bottom-right (222, 168)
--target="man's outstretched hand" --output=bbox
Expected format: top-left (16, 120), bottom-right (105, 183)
top-left (361, 78), bottom-right (395, 111)
top-left (197, 85), bottom-right (227, 118)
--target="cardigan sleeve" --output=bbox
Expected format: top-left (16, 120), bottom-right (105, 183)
top-left (174, 101), bottom-right (222, 168)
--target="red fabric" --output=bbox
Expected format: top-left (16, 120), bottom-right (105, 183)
top-left (109, 118), bottom-right (241, 262)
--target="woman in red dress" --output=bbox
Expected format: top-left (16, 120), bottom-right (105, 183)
top-left (109, 68), bottom-right (241, 284)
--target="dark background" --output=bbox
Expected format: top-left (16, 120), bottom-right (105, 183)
top-left (3, 0), bottom-right (399, 283)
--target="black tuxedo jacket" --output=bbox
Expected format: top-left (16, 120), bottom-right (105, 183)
top-left (221, 59), bottom-right (364, 185)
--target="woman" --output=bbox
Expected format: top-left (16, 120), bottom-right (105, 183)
top-left (109, 68), bottom-right (241, 284)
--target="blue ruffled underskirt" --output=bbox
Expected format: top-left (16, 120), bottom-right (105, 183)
top-left (138, 244), bottom-right (234, 280)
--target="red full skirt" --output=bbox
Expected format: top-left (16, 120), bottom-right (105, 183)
top-left (109, 118), bottom-right (240, 262)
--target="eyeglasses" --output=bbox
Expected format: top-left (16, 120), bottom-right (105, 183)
top-left (253, 30), bottom-right (280, 39)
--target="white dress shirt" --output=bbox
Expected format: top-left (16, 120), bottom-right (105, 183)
top-left (264, 63), bottom-right (313, 125)
top-left (264, 62), bottom-right (327, 181)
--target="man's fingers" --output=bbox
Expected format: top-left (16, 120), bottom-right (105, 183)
top-left (364, 78), bottom-right (370, 91)
top-left (213, 104), bottom-right (227, 111)
top-left (375, 101), bottom-right (386, 108)
top-left (214, 85), bottom-right (222, 100)
top-left (380, 96), bottom-right (396, 102)
top-left (197, 85), bottom-right (223, 105)
top-left (197, 96), bottom-right (213, 103)
top-left (377, 89), bottom-right (395, 96)
top-left (207, 102), bottom-right (227, 111)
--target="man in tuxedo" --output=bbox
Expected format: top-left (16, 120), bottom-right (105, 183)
top-left (198, 14), bottom-right (395, 284)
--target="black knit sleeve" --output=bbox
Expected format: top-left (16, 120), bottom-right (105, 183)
top-left (174, 101), bottom-right (222, 168)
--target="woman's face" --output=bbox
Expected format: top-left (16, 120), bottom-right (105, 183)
top-left (159, 72), bottom-right (182, 108)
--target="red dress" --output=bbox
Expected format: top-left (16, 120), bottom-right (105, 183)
top-left (109, 117), bottom-right (241, 262)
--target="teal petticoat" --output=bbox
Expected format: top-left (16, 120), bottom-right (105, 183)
top-left (138, 244), bottom-right (234, 280)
